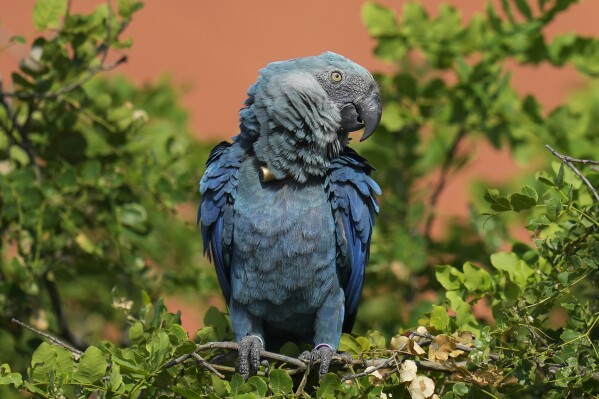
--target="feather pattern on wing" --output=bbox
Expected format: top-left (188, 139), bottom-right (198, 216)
top-left (326, 147), bottom-right (381, 332)
top-left (198, 141), bottom-right (246, 303)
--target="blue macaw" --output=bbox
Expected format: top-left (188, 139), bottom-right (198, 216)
top-left (199, 52), bottom-right (381, 378)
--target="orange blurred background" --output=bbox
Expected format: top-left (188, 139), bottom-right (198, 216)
top-left (1, 0), bottom-right (597, 332)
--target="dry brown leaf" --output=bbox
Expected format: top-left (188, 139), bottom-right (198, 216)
top-left (399, 360), bottom-right (418, 382)
top-left (408, 375), bottom-right (435, 399)
top-left (428, 334), bottom-right (464, 362)
top-left (409, 339), bottom-right (427, 355)
top-left (391, 335), bottom-right (409, 351)
top-left (416, 326), bottom-right (429, 335)
top-left (454, 331), bottom-right (475, 347)
top-left (365, 366), bottom-right (387, 385)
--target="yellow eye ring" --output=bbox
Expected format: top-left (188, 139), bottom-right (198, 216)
top-left (331, 71), bottom-right (343, 82)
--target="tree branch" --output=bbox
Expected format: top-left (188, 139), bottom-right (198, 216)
top-left (545, 144), bottom-right (599, 203)
top-left (1, 56), bottom-right (127, 101)
top-left (11, 318), bottom-right (83, 359)
top-left (43, 274), bottom-right (86, 350)
top-left (424, 126), bottom-right (468, 239)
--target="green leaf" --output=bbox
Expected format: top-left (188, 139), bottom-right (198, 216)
top-left (435, 265), bottom-right (464, 291)
top-left (430, 305), bottom-right (450, 330)
top-left (79, 160), bottom-right (101, 184)
top-left (146, 330), bottom-right (170, 371)
top-left (338, 334), bottom-right (362, 356)
top-left (10, 35), bottom-right (26, 44)
top-left (0, 364), bottom-right (23, 387)
top-left (9, 146), bottom-right (29, 166)
top-left (196, 326), bottom-right (217, 344)
top-left (490, 252), bottom-right (534, 287)
top-left (375, 37), bottom-right (407, 62)
top-left (463, 262), bottom-right (492, 292)
top-left (545, 196), bottom-right (562, 222)
top-left (452, 382), bottom-right (469, 395)
top-left (560, 329), bottom-right (583, 346)
top-left (446, 291), bottom-right (478, 333)
top-left (556, 163), bottom-right (565, 188)
top-left (317, 373), bottom-right (342, 398)
top-left (33, 0), bottom-right (67, 30)
top-left (527, 215), bottom-right (551, 230)
top-left (108, 363), bottom-right (124, 393)
top-left (395, 73), bottom-right (418, 101)
top-left (356, 336), bottom-right (371, 352)
top-left (118, 203), bottom-right (148, 233)
top-left (268, 369), bottom-right (293, 395)
top-left (169, 323), bottom-right (189, 343)
top-left (362, 2), bottom-right (399, 37)
top-left (521, 185), bottom-right (538, 202)
top-left (75, 232), bottom-right (99, 254)
top-left (210, 374), bottom-right (230, 396)
top-left (369, 330), bottom-right (387, 349)
top-left (536, 171), bottom-right (555, 186)
top-left (510, 192), bottom-right (536, 212)
top-left (484, 189), bottom-right (511, 212)
top-left (247, 376), bottom-right (268, 397)
top-left (513, 0), bottom-right (533, 20)
top-left (128, 321), bottom-right (144, 341)
top-left (73, 347), bottom-right (107, 384)
top-left (30, 342), bottom-right (74, 383)
top-left (171, 387), bottom-right (203, 399)
top-left (203, 306), bottom-right (230, 341)
top-left (279, 342), bottom-right (300, 357)
top-left (117, 0), bottom-right (144, 19)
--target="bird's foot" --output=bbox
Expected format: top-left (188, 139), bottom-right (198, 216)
top-left (299, 344), bottom-right (334, 378)
top-left (238, 335), bottom-right (263, 380)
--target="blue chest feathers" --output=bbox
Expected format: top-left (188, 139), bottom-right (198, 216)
top-left (231, 157), bottom-right (338, 322)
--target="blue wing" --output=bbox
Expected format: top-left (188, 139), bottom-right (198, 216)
top-left (198, 141), bottom-right (244, 304)
top-left (326, 148), bottom-right (381, 333)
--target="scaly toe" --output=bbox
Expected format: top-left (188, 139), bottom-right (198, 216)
top-left (238, 335), bottom-right (263, 380)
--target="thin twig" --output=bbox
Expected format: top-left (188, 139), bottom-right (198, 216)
top-left (43, 274), bottom-right (86, 350)
top-left (11, 318), bottom-right (83, 359)
top-left (545, 150), bottom-right (599, 166)
top-left (191, 352), bottom-right (225, 379)
top-left (545, 144), bottom-right (599, 203)
top-left (195, 341), bottom-right (308, 370)
top-left (424, 126), bottom-right (468, 239)
top-left (294, 364), bottom-right (311, 396)
top-left (1, 56), bottom-right (127, 100)
top-left (410, 331), bottom-right (500, 361)
top-left (340, 356), bottom-right (395, 382)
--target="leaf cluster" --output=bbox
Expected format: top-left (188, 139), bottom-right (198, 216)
top-left (0, 0), bottom-right (215, 380)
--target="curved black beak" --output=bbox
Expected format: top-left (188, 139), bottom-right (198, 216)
top-left (356, 91), bottom-right (382, 142)
top-left (338, 92), bottom-right (382, 141)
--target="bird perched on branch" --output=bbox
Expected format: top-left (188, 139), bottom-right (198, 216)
top-left (198, 52), bottom-right (381, 379)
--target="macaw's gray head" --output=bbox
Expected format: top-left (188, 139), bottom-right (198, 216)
top-left (239, 52), bottom-right (382, 183)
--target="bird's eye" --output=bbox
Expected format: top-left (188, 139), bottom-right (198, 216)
top-left (331, 71), bottom-right (343, 82)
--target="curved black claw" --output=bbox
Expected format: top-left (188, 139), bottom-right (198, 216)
top-left (299, 345), bottom-right (334, 378)
top-left (238, 335), bottom-right (263, 381)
